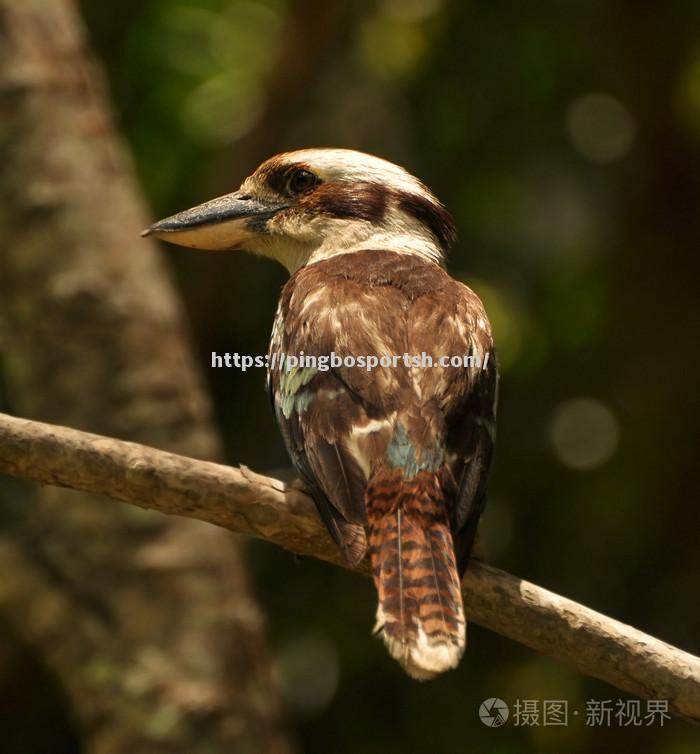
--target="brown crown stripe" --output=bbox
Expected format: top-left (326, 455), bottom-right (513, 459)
top-left (297, 181), bottom-right (389, 225)
top-left (265, 170), bottom-right (456, 251)
top-left (260, 160), bottom-right (315, 198)
top-left (395, 189), bottom-right (457, 251)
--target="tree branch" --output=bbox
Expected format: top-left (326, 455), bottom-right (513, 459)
top-left (1, 411), bottom-right (698, 724)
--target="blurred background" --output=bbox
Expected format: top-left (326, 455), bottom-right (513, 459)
top-left (1, 0), bottom-right (699, 752)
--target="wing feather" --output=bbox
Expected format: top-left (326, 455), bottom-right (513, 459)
top-left (268, 252), bottom-right (497, 570)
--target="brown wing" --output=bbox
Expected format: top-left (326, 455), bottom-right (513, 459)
top-left (395, 276), bottom-right (497, 574)
top-left (269, 252), bottom-right (497, 569)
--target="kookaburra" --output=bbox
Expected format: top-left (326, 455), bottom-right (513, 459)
top-left (146, 149), bottom-right (497, 680)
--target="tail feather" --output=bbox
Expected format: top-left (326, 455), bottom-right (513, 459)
top-left (366, 466), bottom-right (465, 680)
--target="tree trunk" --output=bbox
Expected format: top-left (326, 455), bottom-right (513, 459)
top-left (0, 1), bottom-right (292, 752)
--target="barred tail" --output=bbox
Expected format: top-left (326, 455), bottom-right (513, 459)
top-left (366, 466), bottom-right (466, 680)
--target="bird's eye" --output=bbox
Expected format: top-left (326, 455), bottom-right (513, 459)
top-left (287, 168), bottom-right (318, 195)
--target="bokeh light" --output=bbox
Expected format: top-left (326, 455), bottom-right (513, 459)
top-left (358, 9), bottom-right (431, 80)
top-left (675, 50), bottom-right (700, 139)
top-left (181, 71), bottom-right (264, 145)
top-left (276, 633), bottom-right (341, 718)
top-left (549, 397), bottom-right (620, 470)
top-left (566, 94), bottom-right (636, 163)
top-left (382, 0), bottom-right (444, 22)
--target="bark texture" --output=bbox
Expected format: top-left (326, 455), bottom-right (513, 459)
top-left (0, 1), bottom-right (291, 752)
top-left (1, 412), bottom-right (698, 725)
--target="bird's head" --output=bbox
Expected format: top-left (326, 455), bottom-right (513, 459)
top-left (144, 148), bottom-right (456, 272)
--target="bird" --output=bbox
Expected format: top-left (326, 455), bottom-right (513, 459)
top-left (145, 148), bottom-right (497, 680)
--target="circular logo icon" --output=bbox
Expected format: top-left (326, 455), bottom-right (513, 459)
top-left (479, 697), bottom-right (509, 727)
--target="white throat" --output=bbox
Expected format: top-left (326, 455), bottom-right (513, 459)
top-left (265, 211), bottom-right (443, 273)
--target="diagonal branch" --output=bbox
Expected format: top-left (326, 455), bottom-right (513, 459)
top-left (0, 411), bottom-right (698, 724)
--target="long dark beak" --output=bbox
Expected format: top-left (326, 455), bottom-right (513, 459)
top-left (142, 192), bottom-right (288, 250)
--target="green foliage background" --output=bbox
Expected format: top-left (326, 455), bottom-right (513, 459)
top-left (24, 0), bottom-right (700, 751)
